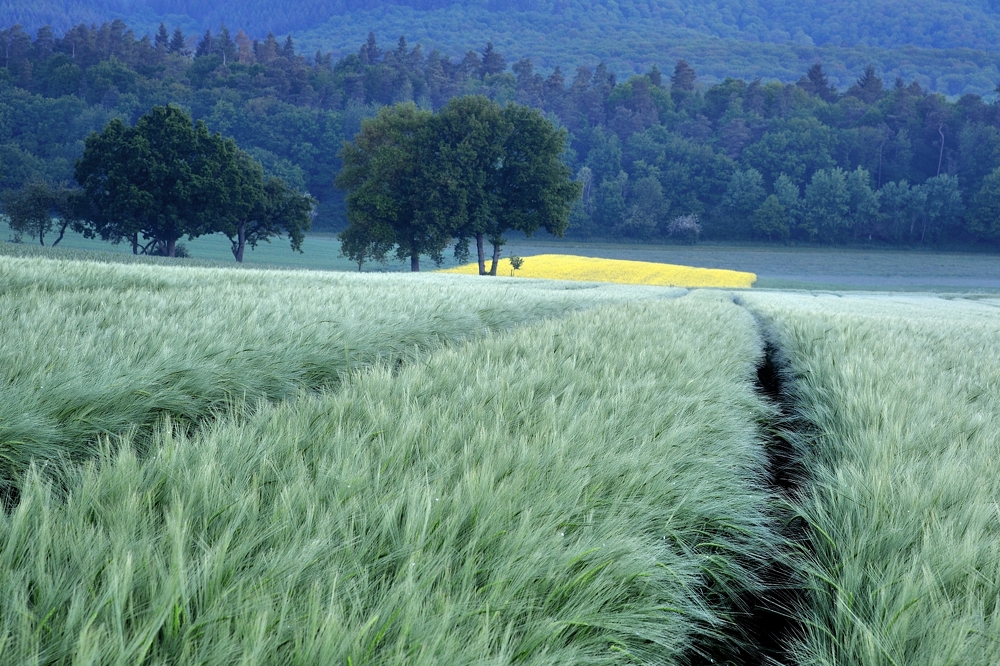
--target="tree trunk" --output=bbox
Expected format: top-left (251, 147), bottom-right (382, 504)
top-left (52, 220), bottom-right (69, 247)
top-left (476, 232), bottom-right (486, 275)
top-left (38, 228), bottom-right (44, 246)
top-left (411, 253), bottom-right (420, 271)
top-left (937, 124), bottom-right (945, 177)
top-left (131, 233), bottom-right (138, 255)
top-left (166, 238), bottom-right (176, 257)
top-left (489, 240), bottom-right (501, 276)
top-left (233, 221), bottom-right (247, 262)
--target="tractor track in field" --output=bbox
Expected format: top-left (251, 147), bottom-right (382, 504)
top-left (690, 302), bottom-right (813, 666)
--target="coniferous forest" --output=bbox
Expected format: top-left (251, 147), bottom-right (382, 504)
top-left (4, 20), bottom-right (1000, 247)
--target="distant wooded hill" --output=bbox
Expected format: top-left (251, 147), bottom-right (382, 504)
top-left (6, 21), bottom-right (1000, 250)
top-left (4, 0), bottom-right (1000, 95)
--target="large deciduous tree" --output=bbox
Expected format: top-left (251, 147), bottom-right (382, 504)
top-left (721, 167), bottom-right (766, 238)
top-left (212, 148), bottom-right (314, 262)
top-left (432, 95), bottom-right (510, 274)
top-left (76, 105), bottom-right (223, 256)
top-left (335, 104), bottom-right (454, 271)
top-left (75, 105), bottom-right (299, 258)
top-left (968, 167), bottom-right (1000, 240)
top-left (482, 102), bottom-right (580, 274)
top-left (803, 167), bottom-right (850, 242)
top-left (336, 97), bottom-right (579, 273)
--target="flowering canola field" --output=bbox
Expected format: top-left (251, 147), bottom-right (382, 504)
top-left (441, 254), bottom-right (756, 288)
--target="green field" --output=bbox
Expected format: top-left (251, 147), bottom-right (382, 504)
top-left (5, 219), bottom-right (1000, 292)
top-left (745, 292), bottom-right (1000, 664)
top-left (1, 248), bottom-right (999, 663)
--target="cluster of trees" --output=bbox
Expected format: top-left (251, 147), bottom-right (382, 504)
top-left (7, 104), bottom-right (313, 259)
top-left (551, 61), bottom-right (1000, 246)
top-left (5, 22), bottom-right (1000, 249)
top-left (337, 96), bottom-right (578, 272)
top-left (3, 179), bottom-right (80, 246)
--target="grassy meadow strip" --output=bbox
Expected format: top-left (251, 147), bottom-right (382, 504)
top-left (745, 292), bottom-right (1000, 665)
top-left (0, 255), bottom-right (681, 494)
top-left (440, 253), bottom-right (758, 288)
top-left (0, 292), bottom-right (780, 664)
top-left (0, 237), bottom-right (243, 270)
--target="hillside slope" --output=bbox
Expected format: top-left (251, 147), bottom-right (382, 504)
top-left (4, 0), bottom-right (1000, 92)
top-left (6, 0), bottom-right (1000, 53)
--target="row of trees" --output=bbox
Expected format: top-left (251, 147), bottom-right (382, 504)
top-left (6, 22), bottom-right (1000, 247)
top-left (337, 97), bottom-right (579, 272)
top-left (5, 105), bottom-right (312, 259)
top-left (718, 167), bottom-right (964, 243)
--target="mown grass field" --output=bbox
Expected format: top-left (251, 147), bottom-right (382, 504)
top-left (1, 248), bottom-right (999, 663)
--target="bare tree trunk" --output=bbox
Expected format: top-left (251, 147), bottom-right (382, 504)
top-left (410, 254), bottom-right (419, 271)
top-left (166, 238), bottom-right (176, 257)
top-left (476, 232), bottom-right (486, 275)
top-left (131, 233), bottom-right (138, 254)
top-left (937, 124), bottom-right (945, 177)
top-left (233, 221), bottom-right (247, 262)
top-left (489, 240), bottom-right (501, 276)
top-left (52, 220), bottom-right (69, 246)
top-left (38, 228), bottom-right (44, 246)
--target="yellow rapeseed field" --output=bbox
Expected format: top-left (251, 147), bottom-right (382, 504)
top-left (440, 254), bottom-right (756, 288)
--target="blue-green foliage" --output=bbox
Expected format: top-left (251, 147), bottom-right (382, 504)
top-left (0, 20), bottom-right (997, 245)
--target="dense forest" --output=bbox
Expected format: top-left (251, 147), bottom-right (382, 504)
top-left (8, 0), bottom-right (1000, 51)
top-left (5, 1), bottom-right (1000, 94)
top-left (4, 20), bottom-right (1000, 247)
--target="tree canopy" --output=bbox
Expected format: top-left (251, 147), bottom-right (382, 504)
top-left (75, 105), bottom-right (225, 256)
top-left (336, 97), bottom-right (578, 272)
top-left (74, 104), bottom-right (311, 258)
top-left (6, 22), bottom-right (1000, 250)
top-left (2, 179), bottom-right (79, 246)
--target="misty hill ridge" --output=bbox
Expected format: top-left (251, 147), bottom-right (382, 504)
top-left (4, 0), bottom-right (1000, 53)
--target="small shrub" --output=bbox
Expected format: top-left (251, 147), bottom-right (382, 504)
top-left (149, 241), bottom-right (190, 258)
top-left (667, 214), bottom-right (702, 244)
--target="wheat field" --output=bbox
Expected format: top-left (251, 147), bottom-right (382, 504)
top-left (3, 249), bottom-right (1000, 664)
top-left (0, 262), bottom-right (780, 663)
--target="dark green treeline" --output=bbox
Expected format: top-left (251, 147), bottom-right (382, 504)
top-left (3, 21), bottom-right (1000, 246)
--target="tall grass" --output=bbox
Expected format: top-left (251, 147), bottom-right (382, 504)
top-left (0, 255), bottom-right (680, 495)
top-left (746, 292), bottom-right (1000, 665)
top-left (0, 292), bottom-right (781, 664)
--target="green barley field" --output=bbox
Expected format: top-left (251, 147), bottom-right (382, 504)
top-left (1, 245), bottom-right (999, 663)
